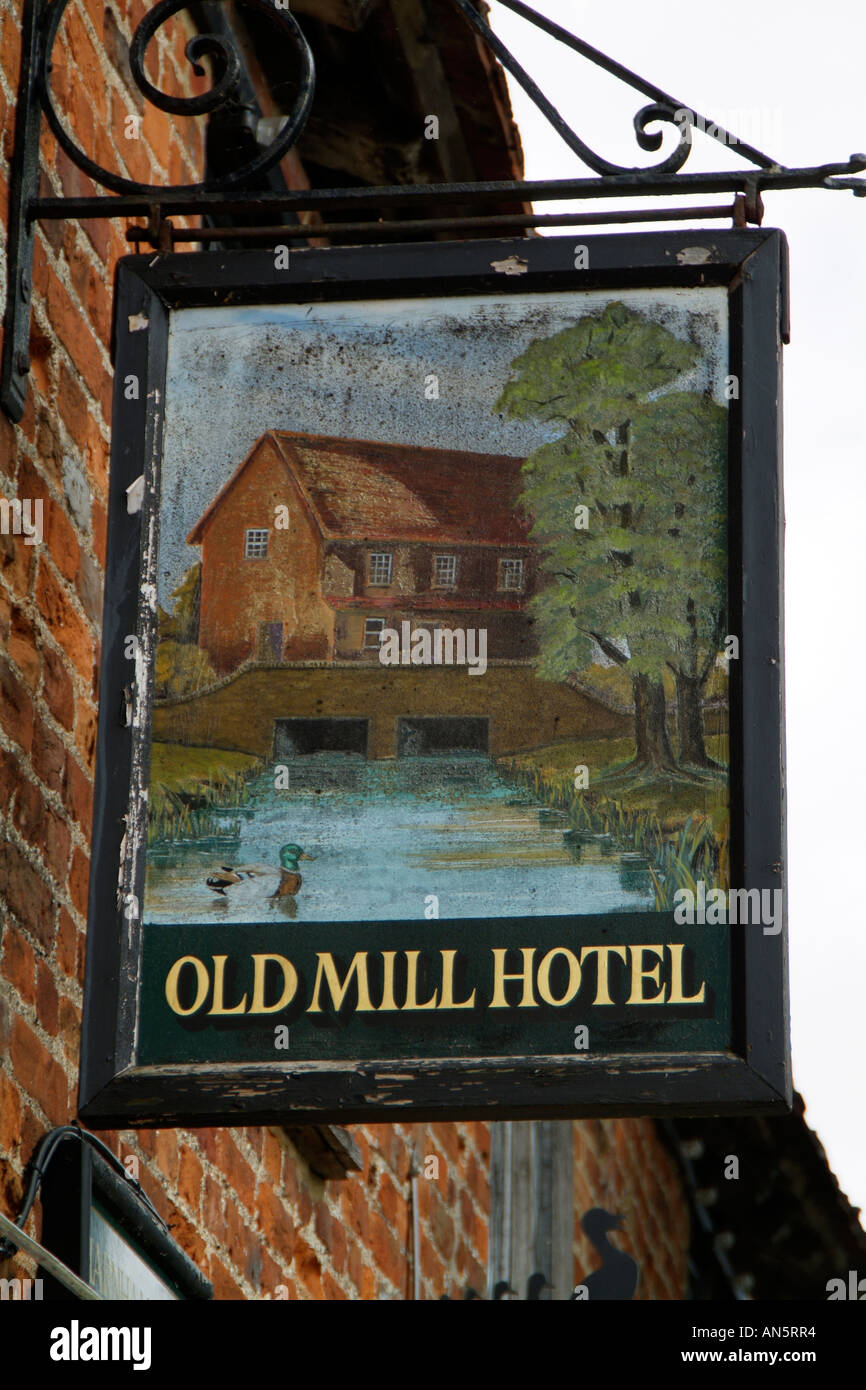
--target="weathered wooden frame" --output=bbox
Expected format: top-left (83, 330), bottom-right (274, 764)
top-left (79, 230), bottom-right (790, 1126)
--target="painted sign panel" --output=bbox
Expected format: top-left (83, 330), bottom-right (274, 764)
top-left (80, 232), bottom-right (790, 1124)
top-left (89, 1206), bottom-right (179, 1301)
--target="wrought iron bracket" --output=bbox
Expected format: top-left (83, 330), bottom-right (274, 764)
top-left (3, 0), bottom-right (865, 421)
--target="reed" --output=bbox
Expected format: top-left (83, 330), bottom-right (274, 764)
top-left (499, 758), bottom-right (728, 909)
top-left (148, 765), bottom-right (259, 846)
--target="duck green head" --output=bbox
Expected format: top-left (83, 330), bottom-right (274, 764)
top-left (279, 843), bottom-right (314, 869)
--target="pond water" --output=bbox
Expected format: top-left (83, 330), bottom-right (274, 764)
top-left (144, 754), bottom-right (655, 924)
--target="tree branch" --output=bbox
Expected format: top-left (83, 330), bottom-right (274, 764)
top-left (584, 629), bottom-right (629, 667)
top-left (698, 647), bottom-right (718, 685)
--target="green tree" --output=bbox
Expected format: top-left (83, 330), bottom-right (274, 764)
top-left (631, 394), bottom-right (727, 768)
top-left (155, 563), bottom-right (214, 699)
top-left (154, 640), bottom-right (217, 701)
top-left (159, 563), bottom-right (201, 645)
top-left (497, 301), bottom-right (726, 779)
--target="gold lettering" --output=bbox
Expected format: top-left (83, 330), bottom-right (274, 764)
top-left (377, 951), bottom-right (398, 1011)
top-left (490, 948), bottom-right (537, 1008)
top-left (626, 944), bottom-right (667, 1004)
top-left (165, 956), bottom-right (209, 1016)
top-left (307, 952), bottom-right (374, 1013)
top-left (438, 949), bottom-right (476, 1009)
top-left (667, 943), bottom-right (706, 1004)
top-left (249, 954), bottom-right (297, 1014)
top-left (536, 948), bottom-right (582, 1006)
top-left (402, 950), bottom-right (439, 1010)
top-left (579, 945), bottom-right (628, 1005)
top-left (209, 954), bottom-right (248, 1015)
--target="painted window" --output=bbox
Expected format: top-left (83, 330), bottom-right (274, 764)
top-left (368, 552), bottom-right (393, 586)
top-left (498, 556), bottom-right (525, 591)
top-left (433, 554), bottom-right (457, 587)
top-left (364, 618), bottom-right (386, 648)
top-left (244, 528), bottom-right (269, 559)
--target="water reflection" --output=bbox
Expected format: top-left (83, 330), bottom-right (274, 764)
top-left (144, 752), bottom-right (654, 924)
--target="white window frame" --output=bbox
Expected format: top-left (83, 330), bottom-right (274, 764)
top-left (364, 618), bottom-right (386, 648)
top-left (432, 553), bottom-right (457, 588)
top-left (368, 552), bottom-right (394, 586)
top-left (498, 556), bottom-right (525, 592)
top-left (244, 528), bottom-right (269, 560)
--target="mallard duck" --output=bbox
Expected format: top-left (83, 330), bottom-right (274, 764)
top-left (205, 844), bottom-right (314, 899)
top-left (272, 843), bottom-right (315, 899)
top-left (205, 864), bottom-right (268, 896)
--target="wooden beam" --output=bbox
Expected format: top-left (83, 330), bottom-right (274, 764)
top-left (300, 114), bottom-right (425, 184)
top-left (387, 0), bottom-right (477, 182)
top-left (281, 1124), bottom-right (364, 1179)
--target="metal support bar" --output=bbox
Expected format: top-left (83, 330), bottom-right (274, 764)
top-left (124, 201), bottom-right (744, 246)
top-left (1, 0), bottom-right (864, 421)
top-left (1, 0), bottom-right (43, 421)
top-left (27, 159), bottom-right (866, 223)
top-left (0, 1207), bottom-right (103, 1300)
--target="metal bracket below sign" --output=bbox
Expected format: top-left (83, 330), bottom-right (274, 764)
top-left (0, 1207), bottom-right (103, 1301)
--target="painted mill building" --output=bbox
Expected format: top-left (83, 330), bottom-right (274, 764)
top-left (1, 0), bottom-right (864, 1301)
top-left (186, 431), bottom-right (538, 672)
top-left (156, 429), bottom-right (630, 761)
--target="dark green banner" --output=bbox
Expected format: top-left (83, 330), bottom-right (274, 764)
top-left (138, 912), bottom-right (730, 1065)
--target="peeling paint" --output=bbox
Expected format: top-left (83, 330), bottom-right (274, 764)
top-left (126, 474), bottom-right (145, 514)
top-left (676, 246), bottom-right (713, 266)
top-left (490, 255), bottom-right (529, 276)
top-left (128, 312), bottom-right (150, 332)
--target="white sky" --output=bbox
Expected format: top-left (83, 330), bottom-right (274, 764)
top-left (488, 0), bottom-right (866, 1216)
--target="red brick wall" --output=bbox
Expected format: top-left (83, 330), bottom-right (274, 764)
top-left (0, 0), bottom-right (690, 1302)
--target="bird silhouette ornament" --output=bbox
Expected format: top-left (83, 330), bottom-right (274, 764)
top-left (572, 1208), bottom-right (640, 1300)
top-left (440, 1274), bottom-right (548, 1301)
top-left (438, 1209), bottom-right (639, 1301)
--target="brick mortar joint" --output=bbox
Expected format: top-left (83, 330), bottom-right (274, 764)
top-left (30, 235), bottom-right (116, 382)
top-left (0, 977), bottom-right (80, 1075)
top-left (34, 546), bottom-right (104, 650)
top-left (0, 573), bottom-right (102, 711)
top-left (0, 916), bottom-right (84, 1009)
top-left (0, 499), bottom-right (105, 636)
top-left (0, 658), bottom-right (97, 770)
top-left (26, 314), bottom-right (113, 443)
top-left (10, 394), bottom-right (110, 486)
top-left (0, 807), bottom-right (81, 916)
top-left (0, 725), bottom-right (95, 853)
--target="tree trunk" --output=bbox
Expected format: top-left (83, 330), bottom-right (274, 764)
top-left (675, 670), bottom-right (714, 768)
top-left (672, 596), bottom-right (723, 769)
top-left (632, 673), bottom-right (677, 770)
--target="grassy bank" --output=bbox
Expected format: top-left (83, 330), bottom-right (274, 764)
top-left (505, 734), bottom-right (729, 824)
top-left (147, 743), bottom-right (264, 845)
top-left (499, 738), bottom-right (729, 908)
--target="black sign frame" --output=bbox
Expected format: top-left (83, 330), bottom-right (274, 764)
top-left (79, 230), bottom-right (790, 1126)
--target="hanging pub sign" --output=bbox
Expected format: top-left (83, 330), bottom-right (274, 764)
top-left (79, 230), bottom-right (790, 1125)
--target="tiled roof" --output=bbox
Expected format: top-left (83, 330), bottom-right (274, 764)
top-left (187, 432), bottom-right (531, 547)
